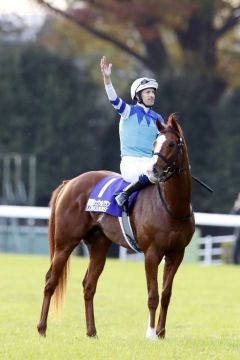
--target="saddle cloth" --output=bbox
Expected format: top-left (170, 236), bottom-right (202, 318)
top-left (85, 175), bottom-right (138, 216)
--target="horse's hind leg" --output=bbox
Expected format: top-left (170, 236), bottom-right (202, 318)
top-left (156, 250), bottom-right (184, 339)
top-left (37, 242), bottom-right (77, 336)
top-left (82, 233), bottom-right (111, 337)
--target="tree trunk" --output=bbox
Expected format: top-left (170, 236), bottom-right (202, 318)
top-left (176, 14), bottom-right (217, 68)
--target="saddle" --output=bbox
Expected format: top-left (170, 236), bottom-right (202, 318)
top-left (85, 175), bottom-right (141, 252)
top-left (85, 175), bottom-right (137, 216)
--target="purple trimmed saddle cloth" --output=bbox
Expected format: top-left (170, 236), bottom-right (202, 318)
top-left (85, 175), bottom-right (138, 217)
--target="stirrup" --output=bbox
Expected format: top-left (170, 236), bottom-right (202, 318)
top-left (115, 192), bottom-right (128, 207)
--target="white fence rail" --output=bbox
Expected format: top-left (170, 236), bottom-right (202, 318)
top-left (0, 206), bottom-right (239, 263)
top-left (0, 205), bottom-right (50, 219)
top-left (195, 212), bottom-right (240, 227)
top-left (1, 206), bottom-right (240, 225)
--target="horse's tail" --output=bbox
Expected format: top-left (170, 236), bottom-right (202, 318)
top-left (48, 180), bottom-right (69, 311)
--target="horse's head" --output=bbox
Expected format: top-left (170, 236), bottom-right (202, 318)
top-left (147, 114), bottom-right (187, 183)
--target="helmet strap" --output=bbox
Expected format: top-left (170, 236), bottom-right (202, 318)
top-left (136, 91), bottom-right (143, 104)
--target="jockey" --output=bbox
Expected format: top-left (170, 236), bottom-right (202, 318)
top-left (100, 56), bottom-right (165, 211)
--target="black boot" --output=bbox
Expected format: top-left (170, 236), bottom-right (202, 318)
top-left (115, 180), bottom-right (146, 212)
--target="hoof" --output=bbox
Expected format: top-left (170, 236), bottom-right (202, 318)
top-left (87, 332), bottom-right (98, 339)
top-left (37, 324), bottom-right (46, 337)
top-left (146, 327), bottom-right (157, 341)
top-left (157, 331), bottom-right (165, 339)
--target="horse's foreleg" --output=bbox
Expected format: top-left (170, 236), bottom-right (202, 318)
top-left (144, 250), bottom-right (163, 340)
top-left (37, 244), bottom-right (75, 336)
top-left (83, 236), bottom-right (111, 338)
top-left (156, 250), bottom-right (184, 339)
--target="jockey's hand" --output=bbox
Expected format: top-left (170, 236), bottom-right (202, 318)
top-left (100, 56), bottom-right (112, 79)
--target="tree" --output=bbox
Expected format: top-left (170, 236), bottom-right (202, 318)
top-left (210, 87), bottom-right (240, 212)
top-left (0, 43), bottom-right (113, 205)
top-left (36, 0), bottom-right (240, 77)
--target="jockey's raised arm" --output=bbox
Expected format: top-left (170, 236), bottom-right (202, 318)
top-left (100, 56), bottom-right (131, 119)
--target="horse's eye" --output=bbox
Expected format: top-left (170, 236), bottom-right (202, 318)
top-left (168, 141), bottom-right (175, 148)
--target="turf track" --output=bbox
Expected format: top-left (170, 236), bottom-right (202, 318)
top-left (0, 254), bottom-right (240, 359)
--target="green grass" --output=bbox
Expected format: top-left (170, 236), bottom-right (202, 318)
top-left (0, 253), bottom-right (240, 360)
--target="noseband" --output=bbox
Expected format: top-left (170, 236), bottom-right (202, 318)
top-left (152, 128), bottom-right (187, 182)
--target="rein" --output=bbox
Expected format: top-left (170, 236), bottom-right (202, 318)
top-left (157, 181), bottom-right (193, 222)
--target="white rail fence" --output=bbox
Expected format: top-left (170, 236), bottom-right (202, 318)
top-left (198, 235), bottom-right (235, 265)
top-left (0, 206), bottom-right (239, 263)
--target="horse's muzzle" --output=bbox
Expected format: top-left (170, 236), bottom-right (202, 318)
top-left (150, 165), bottom-right (175, 183)
top-left (147, 166), bottom-right (162, 184)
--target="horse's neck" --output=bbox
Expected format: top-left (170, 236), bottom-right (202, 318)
top-left (162, 158), bottom-right (192, 216)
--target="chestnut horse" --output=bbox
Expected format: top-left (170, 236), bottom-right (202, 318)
top-left (37, 114), bottom-right (195, 339)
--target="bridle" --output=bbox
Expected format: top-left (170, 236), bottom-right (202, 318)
top-left (152, 128), bottom-right (193, 221)
top-left (152, 128), bottom-right (189, 183)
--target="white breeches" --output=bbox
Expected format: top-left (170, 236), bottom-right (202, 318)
top-left (120, 156), bottom-right (151, 183)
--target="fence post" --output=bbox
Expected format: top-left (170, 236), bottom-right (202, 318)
top-left (204, 235), bottom-right (213, 265)
top-left (119, 246), bottom-right (127, 260)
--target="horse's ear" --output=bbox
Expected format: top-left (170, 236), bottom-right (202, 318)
top-left (167, 113), bottom-right (179, 133)
top-left (156, 119), bottom-right (165, 132)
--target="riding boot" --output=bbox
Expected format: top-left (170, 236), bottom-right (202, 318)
top-left (115, 176), bottom-right (150, 212)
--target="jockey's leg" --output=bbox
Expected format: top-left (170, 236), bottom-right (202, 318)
top-left (115, 174), bottom-right (151, 211)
